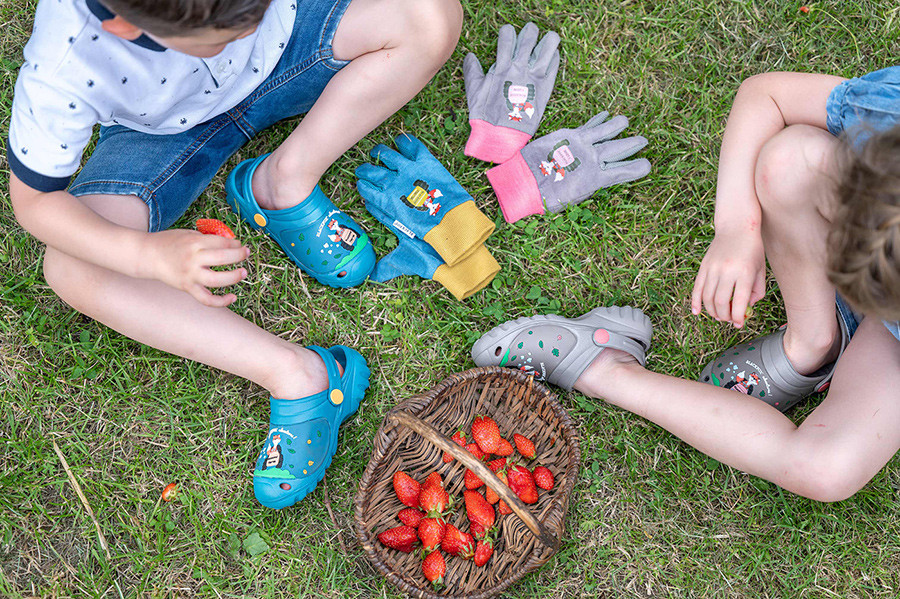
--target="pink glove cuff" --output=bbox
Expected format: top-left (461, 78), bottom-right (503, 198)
top-left (486, 152), bottom-right (545, 224)
top-left (464, 120), bottom-right (533, 164)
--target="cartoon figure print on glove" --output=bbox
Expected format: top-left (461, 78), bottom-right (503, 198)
top-left (326, 218), bottom-right (360, 251)
top-left (400, 180), bottom-right (442, 216)
top-left (504, 81), bottom-right (536, 122)
top-left (539, 140), bottom-right (581, 182)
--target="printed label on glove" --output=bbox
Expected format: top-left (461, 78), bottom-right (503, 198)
top-left (504, 81), bottom-right (536, 122)
top-left (392, 219), bottom-right (416, 239)
top-left (400, 180), bottom-right (443, 216)
top-left (538, 141), bottom-right (581, 182)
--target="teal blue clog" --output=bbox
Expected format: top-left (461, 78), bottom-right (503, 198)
top-left (253, 345), bottom-right (370, 509)
top-left (225, 155), bottom-right (375, 287)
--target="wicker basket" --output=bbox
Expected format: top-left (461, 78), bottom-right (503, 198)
top-left (354, 366), bottom-right (581, 599)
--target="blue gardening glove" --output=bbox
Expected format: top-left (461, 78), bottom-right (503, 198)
top-left (365, 201), bottom-right (499, 301)
top-left (485, 112), bottom-right (651, 223)
top-left (464, 22), bottom-right (560, 163)
top-left (355, 134), bottom-right (495, 267)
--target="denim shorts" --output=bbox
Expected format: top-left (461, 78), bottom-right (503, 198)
top-left (68, 0), bottom-right (352, 232)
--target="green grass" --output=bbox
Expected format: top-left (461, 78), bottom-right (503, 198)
top-left (2, 1), bottom-right (900, 597)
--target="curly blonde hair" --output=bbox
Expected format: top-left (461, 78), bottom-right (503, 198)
top-left (828, 125), bottom-right (900, 321)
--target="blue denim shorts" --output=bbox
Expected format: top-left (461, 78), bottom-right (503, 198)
top-left (69, 0), bottom-right (352, 232)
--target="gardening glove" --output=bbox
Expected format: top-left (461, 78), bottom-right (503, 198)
top-left (463, 22), bottom-right (560, 163)
top-left (486, 112), bottom-right (651, 223)
top-left (364, 200), bottom-right (500, 301)
top-left (356, 134), bottom-right (495, 267)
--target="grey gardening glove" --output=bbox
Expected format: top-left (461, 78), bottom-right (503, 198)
top-left (485, 112), bottom-right (651, 223)
top-left (463, 22), bottom-right (560, 163)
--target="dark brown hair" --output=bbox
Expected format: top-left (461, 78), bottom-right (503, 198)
top-left (102, 0), bottom-right (272, 36)
top-left (828, 125), bottom-right (900, 321)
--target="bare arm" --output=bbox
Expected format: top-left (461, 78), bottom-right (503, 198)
top-left (9, 173), bottom-right (249, 307)
top-left (691, 72), bottom-right (846, 326)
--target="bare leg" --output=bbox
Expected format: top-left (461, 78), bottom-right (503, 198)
top-left (43, 194), bottom-right (331, 400)
top-left (576, 318), bottom-right (900, 502)
top-left (252, 0), bottom-right (463, 209)
top-left (755, 125), bottom-right (842, 374)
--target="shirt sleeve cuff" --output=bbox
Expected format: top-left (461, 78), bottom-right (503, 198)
top-left (6, 138), bottom-right (72, 193)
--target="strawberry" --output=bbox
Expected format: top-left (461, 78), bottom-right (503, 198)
top-left (422, 472), bottom-right (442, 489)
top-left (464, 468), bottom-right (484, 490)
top-left (474, 538), bottom-right (494, 567)
top-left (378, 525), bottom-right (417, 552)
top-left (418, 517), bottom-right (446, 554)
top-left (442, 429), bottom-right (467, 463)
top-left (464, 490), bottom-right (495, 533)
top-left (419, 481), bottom-right (449, 517)
top-left (441, 523), bottom-right (475, 560)
top-left (488, 457), bottom-right (507, 473)
top-left (469, 520), bottom-right (486, 539)
top-left (422, 550), bottom-right (446, 590)
top-left (196, 218), bottom-right (236, 239)
top-left (495, 437), bottom-right (515, 456)
top-left (398, 507), bottom-right (425, 529)
top-left (465, 442), bottom-right (486, 461)
top-left (393, 471), bottom-right (420, 508)
top-left (513, 433), bottom-right (536, 459)
top-left (471, 415), bottom-right (501, 454)
top-left (498, 499), bottom-right (513, 515)
top-left (485, 484), bottom-right (500, 505)
top-left (507, 464), bottom-right (538, 504)
top-left (533, 466), bottom-right (555, 491)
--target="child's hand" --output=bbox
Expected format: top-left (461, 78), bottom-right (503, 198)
top-left (691, 232), bottom-right (766, 327)
top-left (146, 229), bottom-right (250, 307)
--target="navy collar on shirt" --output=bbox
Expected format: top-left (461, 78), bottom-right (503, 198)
top-left (85, 0), bottom-right (168, 52)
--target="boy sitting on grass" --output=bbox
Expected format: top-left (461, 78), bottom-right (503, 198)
top-left (7, 0), bottom-right (461, 508)
top-left (474, 68), bottom-right (900, 502)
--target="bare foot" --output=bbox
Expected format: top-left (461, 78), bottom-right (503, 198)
top-left (782, 313), bottom-right (842, 375)
top-left (267, 347), bottom-right (344, 400)
top-left (573, 347), bottom-right (644, 399)
top-left (251, 153), bottom-right (317, 211)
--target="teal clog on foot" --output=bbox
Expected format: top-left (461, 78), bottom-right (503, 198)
top-left (225, 155), bottom-right (375, 287)
top-left (253, 345), bottom-right (370, 509)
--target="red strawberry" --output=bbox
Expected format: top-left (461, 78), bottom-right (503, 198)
top-left (495, 437), bottom-right (515, 456)
top-left (513, 433), bottom-right (536, 459)
top-left (471, 415), bottom-right (501, 454)
top-left (474, 538), bottom-right (494, 567)
top-left (393, 472), bottom-right (420, 508)
top-left (418, 517), bottom-right (446, 554)
top-left (196, 218), bottom-right (236, 239)
top-left (488, 457), bottom-right (507, 473)
top-left (419, 481), bottom-right (449, 517)
top-left (422, 472), bottom-right (442, 489)
top-left (464, 469), bottom-right (484, 490)
top-left (465, 442), bottom-right (486, 461)
top-left (443, 429), bottom-right (467, 463)
top-left (469, 520), bottom-right (486, 539)
top-left (498, 499), bottom-right (512, 515)
top-left (441, 523), bottom-right (475, 559)
top-left (533, 466), bottom-right (555, 491)
top-left (507, 464), bottom-right (538, 504)
top-left (398, 507), bottom-right (425, 529)
top-left (464, 490), bottom-right (495, 533)
top-left (485, 485), bottom-right (499, 505)
top-left (422, 550), bottom-right (446, 590)
top-left (378, 525), bottom-right (417, 552)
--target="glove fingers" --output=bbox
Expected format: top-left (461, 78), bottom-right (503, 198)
top-left (370, 143), bottom-right (408, 171)
top-left (513, 22), bottom-right (539, 64)
top-left (580, 111), bottom-right (610, 130)
top-left (394, 133), bottom-right (427, 161)
top-left (463, 53), bottom-right (485, 95)
top-left (529, 30), bottom-right (560, 73)
top-left (355, 163), bottom-right (393, 187)
top-left (599, 157), bottom-right (652, 186)
top-left (356, 179), bottom-right (386, 203)
top-left (595, 135), bottom-right (649, 164)
top-left (494, 24), bottom-right (517, 70)
top-left (370, 247), bottom-right (406, 282)
top-left (583, 114), bottom-right (629, 144)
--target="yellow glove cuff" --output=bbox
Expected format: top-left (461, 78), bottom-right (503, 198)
top-left (433, 244), bottom-right (500, 301)
top-left (424, 200), bottom-right (495, 267)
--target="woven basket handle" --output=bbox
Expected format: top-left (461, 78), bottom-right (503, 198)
top-left (387, 411), bottom-right (560, 550)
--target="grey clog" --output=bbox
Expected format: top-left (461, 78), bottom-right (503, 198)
top-left (471, 306), bottom-right (653, 390)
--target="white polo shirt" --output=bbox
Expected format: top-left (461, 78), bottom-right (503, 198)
top-left (7, 0), bottom-right (296, 192)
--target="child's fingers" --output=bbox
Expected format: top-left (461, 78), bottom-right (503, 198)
top-left (731, 279), bottom-right (753, 328)
top-left (690, 269), bottom-right (706, 315)
top-left (713, 277), bottom-right (735, 323)
top-left (190, 285), bottom-right (236, 308)
top-left (200, 267), bottom-right (247, 289)
top-left (749, 269), bottom-right (766, 305)
top-left (701, 275), bottom-right (720, 320)
top-left (202, 246), bottom-right (249, 267)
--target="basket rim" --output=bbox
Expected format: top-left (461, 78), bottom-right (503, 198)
top-left (353, 366), bottom-right (582, 599)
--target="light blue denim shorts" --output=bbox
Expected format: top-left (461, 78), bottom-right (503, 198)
top-left (69, 0), bottom-right (352, 232)
top-left (826, 66), bottom-right (900, 343)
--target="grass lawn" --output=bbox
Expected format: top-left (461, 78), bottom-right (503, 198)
top-left (2, 0), bottom-right (900, 597)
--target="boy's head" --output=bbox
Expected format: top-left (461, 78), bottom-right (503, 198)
top-left (100, 0), bottom-right (272, 57)
top-left (828, 125), bottom-right (900, 321)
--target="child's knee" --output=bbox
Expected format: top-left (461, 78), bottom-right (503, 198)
top-left (754, 125), bottom-right (836, 211)
top-left (786, 443), bottom-right (866, 502)
top-left (402, 0), bottom-right (462, 63)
